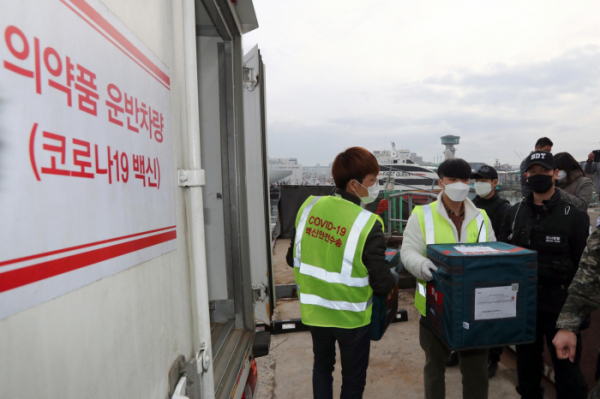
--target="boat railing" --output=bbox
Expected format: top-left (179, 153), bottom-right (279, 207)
top-left (386, 191), bottom-right (439, 239)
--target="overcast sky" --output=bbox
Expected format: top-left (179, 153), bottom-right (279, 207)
top-left (244, 0), bottom-right (600, 167)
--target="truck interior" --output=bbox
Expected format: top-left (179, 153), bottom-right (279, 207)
top-left (194, 1), bottom-right (272, 398)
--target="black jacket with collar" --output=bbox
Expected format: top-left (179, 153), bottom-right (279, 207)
top-left (472, 192), bottom-right (511, 238)
top-left (499, 190), bottom-right (590, 314)
top-left (286, 188), bottom-right (397, 297)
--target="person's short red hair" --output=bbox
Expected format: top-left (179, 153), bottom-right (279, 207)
top-left (332, 147), bottom-right (380, 189)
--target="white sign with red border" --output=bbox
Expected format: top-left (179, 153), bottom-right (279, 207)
top-left (0, 0), bottom-right (176, 320)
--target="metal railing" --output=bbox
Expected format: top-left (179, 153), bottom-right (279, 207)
top-left (387, 191), bottom-right (439, 238)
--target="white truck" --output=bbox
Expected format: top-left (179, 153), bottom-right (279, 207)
top-left (0, 1), bottom-right (273, 398)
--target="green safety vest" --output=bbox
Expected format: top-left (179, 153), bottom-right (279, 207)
top-left (412, 201), bottom-right (490, 316)
top-left (293, 195), bottom-right (384, 328)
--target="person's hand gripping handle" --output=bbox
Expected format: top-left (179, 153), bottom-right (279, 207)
top-left (421, 260), bottom-right (438, 281)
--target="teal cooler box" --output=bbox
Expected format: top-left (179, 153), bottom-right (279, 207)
top-left (426, 242), bottom-right (537, 351)
top-left (370, 249), bottom-right (401, 341)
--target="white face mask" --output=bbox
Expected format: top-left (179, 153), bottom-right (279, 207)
top-left (557, 170), bottom-right (567, 180)
top-left (474, 182), bottom-right (493, 197)
top-left (442, 181), bottom-right (470, 202)
top-left (354, 180), bottom-right (380, 204)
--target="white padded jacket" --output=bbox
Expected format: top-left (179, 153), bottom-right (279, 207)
top-left (400, 195), bottom-right (497, 281)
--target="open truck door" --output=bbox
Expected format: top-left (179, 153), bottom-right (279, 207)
top-left (243, 45), bottom-right (275, 325)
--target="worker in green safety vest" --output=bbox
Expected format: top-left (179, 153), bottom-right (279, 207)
top-left (286, 147), bottom-right (398, 399)
top-left (400, 158), bottom-right (495, 399)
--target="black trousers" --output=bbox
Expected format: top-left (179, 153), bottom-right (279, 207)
top-left (516, 311), bottom-right (588, 399)
top-left (489, 346), bottom-right (503, 363)
top-left (309, 324), bottom-right (371, 399)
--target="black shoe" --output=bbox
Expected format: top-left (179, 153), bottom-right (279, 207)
top-left (488, 359), bottom-right (498, 379)
top-left (446, 351), bottom-right (459, 367)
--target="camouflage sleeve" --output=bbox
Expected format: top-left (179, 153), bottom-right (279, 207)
top-left (557, 227), bottom-right (600, 332)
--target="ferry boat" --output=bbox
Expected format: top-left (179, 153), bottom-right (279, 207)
top-left (374, 143), bottom-right (440, 193)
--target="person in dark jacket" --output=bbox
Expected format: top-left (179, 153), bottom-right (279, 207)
top-left (286, 147), bottom-right (397, 399)
top-left (554, 152), bottom-right (593, 211)
top-left (500, 151), bottom-right (589, 399)
top-left (471, 164), bottom-right (511, 237)
top-left (520, 137), bottom-right (553, 199)
top-left (446, 164), bottom-right (511, 376)
top-left (584, 150), bottom-right (600, 194)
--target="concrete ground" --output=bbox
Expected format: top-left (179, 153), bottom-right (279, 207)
top-left (257, 239), bottom-right (563, 399)
top-left (257, 293), bottom-right (525, 399)
top-left (272, 238), bottom-right (294, 285)
top-left (256, 205), bottom-right (600, 398)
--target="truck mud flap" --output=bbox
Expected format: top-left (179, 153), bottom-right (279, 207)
top-left (253, 331), bottom-right (271, 358)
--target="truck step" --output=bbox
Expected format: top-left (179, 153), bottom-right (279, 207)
top-left (213, 329), bottom-right (253, 399)
top-left (257, 309), bottom-right (409, 335)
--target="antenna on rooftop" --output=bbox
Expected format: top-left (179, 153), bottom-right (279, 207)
top-left (390, 142), bottom-right (399, 159)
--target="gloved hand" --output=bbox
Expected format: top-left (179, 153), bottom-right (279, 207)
top-left (390, 267), bottom-right (400, 284)
top-left (421, 260), bottom-right (438, 281)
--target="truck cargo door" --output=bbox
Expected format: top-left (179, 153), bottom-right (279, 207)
top-left (243, 45), bottom-right (274, 325)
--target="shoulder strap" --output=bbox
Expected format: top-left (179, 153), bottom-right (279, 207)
top-left (475, 211), bottom-right (487, 242)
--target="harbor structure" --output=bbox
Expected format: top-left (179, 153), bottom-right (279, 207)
top-left (269, 158), bottom-right (304, 184)
top-left (441, 135), bottom-right (460, 159)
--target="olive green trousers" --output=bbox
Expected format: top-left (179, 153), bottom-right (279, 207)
top-left (419, 316), bottom-right (489, 399)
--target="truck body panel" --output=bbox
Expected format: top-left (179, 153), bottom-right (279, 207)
top-left (0, 0), bottom-right (268, 398)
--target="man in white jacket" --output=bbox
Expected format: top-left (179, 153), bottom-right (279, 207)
top-left (401, 158), bottom-right (496, 399)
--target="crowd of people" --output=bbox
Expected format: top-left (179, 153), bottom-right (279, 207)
top-left (286, 141), bottom-right (600, 399)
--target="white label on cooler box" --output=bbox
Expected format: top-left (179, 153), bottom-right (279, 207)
top-left (474, 286), bottom-right (518, 320)
top-left (282, 323), bottom-right (295, 330)
top-left (454, 245), bottom-right (499, 254)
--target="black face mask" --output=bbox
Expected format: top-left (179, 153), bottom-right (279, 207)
top-left (528, 174), bottom-right (554, 193)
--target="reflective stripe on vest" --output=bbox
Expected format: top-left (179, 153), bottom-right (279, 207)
top-left (422, 204), bottom-right (435, 245)
top-left (417, 280), bottom-right (426, 297)
top-left (294, 196), bottom-right (321, 267)
top-left (342, 210), bottom-right (373, 276)
top-left (415, 203), bottom-right (489, 316)
top-left (299, 292), bottom-right (374, 313)
top-left (421, 204), bottom-right (487, 245)
top-left (295, 201), bottom-right (373, 288)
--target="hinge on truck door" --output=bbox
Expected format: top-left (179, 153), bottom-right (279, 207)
top-left (252, 283), bottom-right (268, 302)
top-left (196, 343), bottom-right (211, 374)
top-left (243, 67), bottom-right (258, 91)
top-left (178, 169), bottom-right (206, 187)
